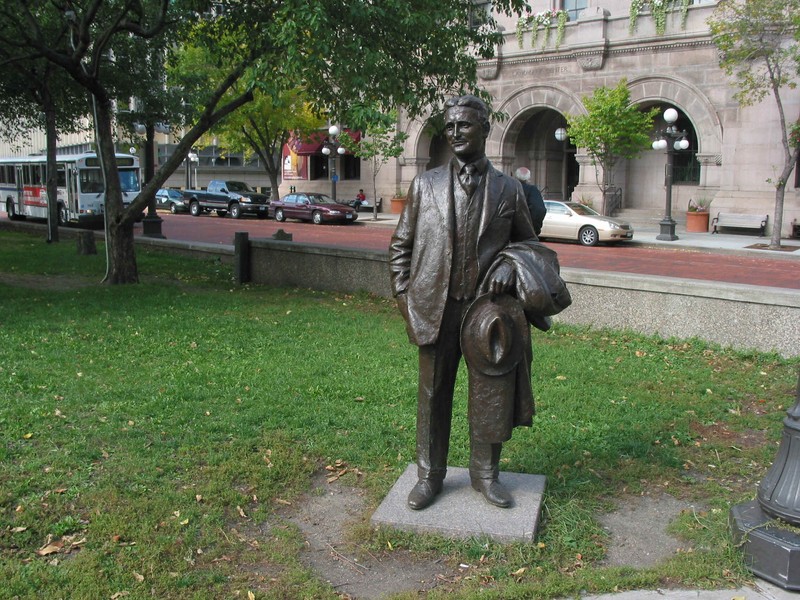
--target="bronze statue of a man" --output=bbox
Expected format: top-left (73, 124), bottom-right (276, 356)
top-left (389, 95), bottom-right (569, 510)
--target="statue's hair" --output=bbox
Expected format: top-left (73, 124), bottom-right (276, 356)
top-left (444, 95), bottom-right (490, 133)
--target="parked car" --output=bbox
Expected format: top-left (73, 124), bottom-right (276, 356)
top-left (183, 180), bottom-right (270, 219)
top-left (539, 200), bottom-right (634, 246)
top-left (269, 192), bottom-right (358, 224)
top-left (155, 188), bottom-right (188, 214)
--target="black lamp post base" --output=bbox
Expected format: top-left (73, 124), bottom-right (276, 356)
top-left (657, 218), bottom-right (678, 241)
top-left (730, 500), bottom-right (800, 590)
top-left (141, 214), bottom-right (165, 239)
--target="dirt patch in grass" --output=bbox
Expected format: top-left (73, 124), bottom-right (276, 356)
top-left (283, 473), bottom-right (458, 599)
top-left (597, 492), bottom-right (696, 569)
top-left (0, 272), bottom-right (95, 290)
top-left (251, 472), bottom-right (697, 599)
top-left (690, 422), bottom-right (768, 450)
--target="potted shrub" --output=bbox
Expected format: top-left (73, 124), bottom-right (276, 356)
top-left (390, 189), bottom-right (407, 214)
top-left (686, 197), bottom-right (712, 232)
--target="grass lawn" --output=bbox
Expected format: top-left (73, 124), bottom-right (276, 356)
top-left (0, 229), bottom-right (798, 599)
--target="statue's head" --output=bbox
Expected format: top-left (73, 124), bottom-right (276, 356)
top-left (444, 95), bottom-right (490, 162)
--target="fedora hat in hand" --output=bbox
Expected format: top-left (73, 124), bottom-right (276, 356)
top-left (460, 294), bottom-right (526, 377)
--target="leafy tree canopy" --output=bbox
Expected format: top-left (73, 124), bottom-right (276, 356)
top-left (708, 0), bottom-right (800, 247)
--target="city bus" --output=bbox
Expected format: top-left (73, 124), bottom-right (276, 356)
top-left (0, 152), bottom-right (140, 226)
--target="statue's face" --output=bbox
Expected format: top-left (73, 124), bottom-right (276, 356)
top-left (444, 106), bottom-right (487, 162)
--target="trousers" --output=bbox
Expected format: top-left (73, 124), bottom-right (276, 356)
top-left (415, 297), bottom-right (502, 483)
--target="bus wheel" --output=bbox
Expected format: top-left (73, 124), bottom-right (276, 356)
top-left (58, 204), bottom-right (67, 226)
top-left (6, 200), bottom-right (21, 221)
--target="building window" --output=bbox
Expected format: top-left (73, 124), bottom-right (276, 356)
top-left (469, 1), bottom-right (491, 30)
top-left (562, 0), bottom-right (588, 21)
top-left (342, 155), bottom-right (361, 180)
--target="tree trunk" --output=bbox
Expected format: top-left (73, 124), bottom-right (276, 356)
top-left (106, 220), bottom-right (138, 283)
top-left (43, 77), bottom-right (59, 243)
top-left (770, 184), bottom-right (785, 250)
top-left (93, 95), bottom-right (140, 284)
top-left (76, 230), bottom-right (97, 255)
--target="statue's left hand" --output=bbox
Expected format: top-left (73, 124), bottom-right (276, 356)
top-left (488, 261), bottom-right (516, 296)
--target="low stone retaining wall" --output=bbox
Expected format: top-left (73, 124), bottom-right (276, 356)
top-left (3, 221), bottom-right (798, 357)
top-left (243, 237), bottom-right (799, 358)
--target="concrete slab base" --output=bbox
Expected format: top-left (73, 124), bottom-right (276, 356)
top-left (370, 464), bottom-right (546, 543)
top-left (730, 500), bottom-right (800, 590)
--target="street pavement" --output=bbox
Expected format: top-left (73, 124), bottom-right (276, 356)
top-left (356, 212), bottom-right (800, 290)
top-left (145, 211), bottom-right (800, 290)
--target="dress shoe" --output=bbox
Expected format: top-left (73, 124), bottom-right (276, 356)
top-left (471, 478), bottom-right (512, 508)
top-left (407, 478), bottom-right (443, 510)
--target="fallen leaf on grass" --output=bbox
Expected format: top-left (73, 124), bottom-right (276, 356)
top-left (248, 592), bottom-right (256, 600)
top-left (237, 506), bottom-right (247, 518)
top-left (11, 527), bottom-right (27, 533)
top-left (110, 592), bottom-right (130, 599)
top-left (37, 540), bottom-right (64, 556)
top-left (132, 571), bottom-right (144, 583)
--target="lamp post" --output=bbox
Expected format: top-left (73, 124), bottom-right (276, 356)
top-left (652, 108), bottom-right (689, 241)
top-left (185, 149), bottom-right (199, 190)
top-left (321, 125), bottom-right (346, 202)
top-left (555, 127), bottom-right (569, 203)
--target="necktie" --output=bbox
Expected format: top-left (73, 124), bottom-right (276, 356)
top-left (461, 164), bottom-right (478, 197)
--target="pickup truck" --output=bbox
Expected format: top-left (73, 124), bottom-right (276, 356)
top-left (183, 180), bottom-right (270, 219)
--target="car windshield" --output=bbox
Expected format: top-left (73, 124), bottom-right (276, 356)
top-left (225, 181), bottom-right (253, 192)
top-left (307, 194), bottom-right (337, 205)
top-left (565, 202), bottom-right (599, 216)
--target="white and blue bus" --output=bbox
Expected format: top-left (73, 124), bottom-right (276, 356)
top-left (0, 152), bottom-right (140, 226)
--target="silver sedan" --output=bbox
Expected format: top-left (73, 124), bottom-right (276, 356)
top-left (540, 201), bottom-right (634, 246)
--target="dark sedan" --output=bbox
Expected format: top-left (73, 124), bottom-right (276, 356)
top-left (269, 192), bottom-right (358, 224)
top-left (155, 188), bottom-right (188, 214)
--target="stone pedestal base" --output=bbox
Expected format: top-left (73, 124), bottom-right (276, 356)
top-left (141, 214), bottom-right (165, 238)
top-left (730, 500), bottom-right (800, 590)
top-left (371, 464), bottom-right (545, 543)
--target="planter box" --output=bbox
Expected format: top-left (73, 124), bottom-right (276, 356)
top-left (686, 211), bottom-right (710, 233)
top-left (390, 197), bottom-right (406, 214)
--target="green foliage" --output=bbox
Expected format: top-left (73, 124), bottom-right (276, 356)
top-left (565, 79), bottom-right (658, 209)
top-left (0, 230), bottom-right (798, 598)
top-left (708, 0), bottom-right (800, 247)
top-left (629, 0), bottom-right (691, 36)
top-left (515, 10), bottom-right (568, 51)
top-left (708, 0), bottom-right (799, 107)
top-left (338, 109), bottom-right (408, 212)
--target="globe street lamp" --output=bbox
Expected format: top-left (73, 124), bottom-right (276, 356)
top-left (185, 149), bottom-right (199, 190)
top-left (652, 108), bottom-right (689, 241)
top-left (555, 127), bottom-right (569, 203)
top-left (321, 125), bottom-right (346, 202)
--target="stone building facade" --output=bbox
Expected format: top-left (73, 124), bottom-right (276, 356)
top-left (386, 0), bottom-right (799, 237)
top-left (2, 1), bottom-right (797, 236)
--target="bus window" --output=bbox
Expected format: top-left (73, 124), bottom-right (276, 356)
top-left (57, 167), bottom-right (66, 188)
top-left (118, 169), bottom-right (140, 193)
top-left (80, 169), bottom-right (104, 193)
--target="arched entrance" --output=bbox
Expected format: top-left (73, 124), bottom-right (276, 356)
top-left (504, 107), bottom-right (579, 202)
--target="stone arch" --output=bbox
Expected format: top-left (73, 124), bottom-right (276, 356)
top-left (489, 85), bottom-right (587, 158)
top-left (626, 75), bottom-right (722, 157)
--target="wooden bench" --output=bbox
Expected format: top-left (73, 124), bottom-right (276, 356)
top-left (711, 212), bottom-right (768, 236)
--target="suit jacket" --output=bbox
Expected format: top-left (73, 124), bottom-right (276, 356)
top-left (389, 159), bottom-right (537, 346)
top-left (521, 181), bottom-right (546, 235)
